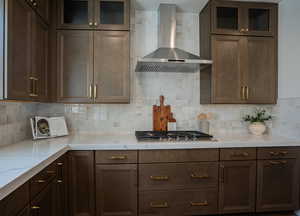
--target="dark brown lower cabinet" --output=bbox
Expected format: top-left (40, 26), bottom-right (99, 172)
top-left (30, 181), bottom-right (56, 216)
top-left (68, 151), bottom-right (95, 216)
top-left (96, 164), bottom-right (137, 216)
top-left (219, 161), bottom-right (256, 214)
top-left (256, 159), bottom-right (299, 212)
top-left (18, 206), bottom-right (30, 216)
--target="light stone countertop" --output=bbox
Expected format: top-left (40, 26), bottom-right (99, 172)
top-left (1, 133), bottom-right (300, 201)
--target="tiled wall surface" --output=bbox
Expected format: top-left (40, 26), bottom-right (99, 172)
top-left (0, 102), bottom-right (36, 146)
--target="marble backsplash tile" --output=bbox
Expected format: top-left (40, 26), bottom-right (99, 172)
top-left (0, 102), bottom-right (37, 146)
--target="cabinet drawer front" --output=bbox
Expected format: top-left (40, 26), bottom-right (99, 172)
top-left (139, 163), bottom-right (218, 190)
top-left (220, 148), bottom-right (256, 161)
top-left (95, 150), bottom-right (138, 164)
top-left (30, 162), bottom-right (57, 199)
top-left (139, 189), bottom-right (218, 216)
top-left (257, 147), bottom-right (299, 160)
top-left (139, 149), bottom-right (219, 163)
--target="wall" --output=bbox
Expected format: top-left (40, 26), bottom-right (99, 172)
top-left (0, 102), bottom-right (36, 146)
top-left (278, 0), bottom-right (300, 99)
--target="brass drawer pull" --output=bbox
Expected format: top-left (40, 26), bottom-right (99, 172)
top-left (269, 160), bottom-right (287, 165)
top-left (57, 180), bottom-right (63, 183)
top-left (190, 201), bottom-right (208, 207)
top-left (46, 170), bottom-right (56, 174)
top-left (190, 173), bottom-right (209, 179)
top-left (57, 162), bottom-right (63, 166)
top-left (150, 202), bottom-right (169, 208)
top-left (36, 180), bottom-right (46, 183)
top-left (110, 155), bottom-right (127, 160)
top-left (150, 176), bottom-right (169, 181)
top-left (31, 206), bottom-right (40, 209)
top-left (270, 151), bottom-right (288, 156)
top-left (231, 152), bottom-right (249, 157)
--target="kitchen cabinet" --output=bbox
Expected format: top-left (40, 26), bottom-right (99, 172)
top-left (57, 0), bottom-right (130, 30)
top-left (5, 0), bottom-right (49, 101)
top-left (17, 207), bottom-right (30, 216)
top-left (96, 164), bottom-right (137, 216)
top-left (200, 0), bottom-right (278, 105)
top-left (219, 161), bottom-right (256, 214)
top-left (30, 181), bottom-right (56, 216)
top-left (26, 0), bottom-right (49, 24)
top-left (55, 155), bottom-right (69, 216)
top-left (57, 30), bottom-right (130, 104)
top-left (57, 30), bottom-right (94, 103)
top-left (256, 159), bottom-right (299, 212)
top-left (68, 151), bottom-right (95, 216)
top-left (6, 0), bottom-right (32, 100)
top-left (211, 0), bottom-right (277, 37)
top-left (94, 31), bottom-right (130, 103)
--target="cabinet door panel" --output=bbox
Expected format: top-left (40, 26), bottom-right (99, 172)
top-left (94, 0), bottom-right (130, 30)
top-left (57, 30), bottom-right (94, 103)
top-left (94, 31), bottom-right (130, 103)
top-left (6, 0), bottom-right (32, 100)
top-left (212, 35), bottom-right (245, 104)
top-left (96, 164), bottom-right (137, 216)
top-left (18, 206), bottom-right (30, 216)
top-left (219, 161), bottom-right (256, 214)
top-left (32, 13), bottom-right (49, 101)
top-left (57, 0), bottom-right (94, 29)
top-left (245, 37), bottom-right (276, 104)
top-left (256, 159), bottom-right (299, 212)
top-left (68, 151), bottom-right (95, 216)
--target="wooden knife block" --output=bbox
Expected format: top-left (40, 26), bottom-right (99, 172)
top-left (153, 96), bottom-right (171, 131)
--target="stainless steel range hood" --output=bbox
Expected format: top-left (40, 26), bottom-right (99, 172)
top-left (135, 4), bottom-right (212, 73)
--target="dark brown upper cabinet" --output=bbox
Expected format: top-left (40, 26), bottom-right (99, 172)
top-left (57, 30), bottom-right (94, 103)
top-left (256, 159), bottom-right (299, 212)
top-left (4, 0), bottom-right (49, 101)
top-left (94, 31), bottom-right (130, 103)
top-left (211, 0), bottom-right (277, 37)
top-left (57, 0), bottom-right (130, 30)
top-left (219, 161), bottom-right (256, 214)
top-left (57, 30), bottom-right (130, 104)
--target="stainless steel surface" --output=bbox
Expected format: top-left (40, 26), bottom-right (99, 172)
top-left (135, 4), bottom-right (212, 73)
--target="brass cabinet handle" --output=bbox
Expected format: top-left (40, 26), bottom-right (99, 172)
top-left (150, 176), bottom-right (169, 181)
top-left (94, 84), bottom-right (97, 99)
top-left (94, 22), bottom-right (98, 26)
top-left (246, 86), bottom-right (249, 100)
top-left (89, 22), bottom-right (93, 26)
top-left (190, 200), bottom-right (208, 207)
top-left (240, 28), bottom-right (245, 32)
top-left (110, 155), bottom-right (127, 160)
top-left (231, 152), bottom-right (249, 157)
top-left (46, 170), bottom-right (55, 174)
top-left (89, 85), bottom-right (93, 99)
top-left (241, 86), bottom-right (245, 100)
top-left (29, 77), bottom-right (38, 97)
top-left (190, 173), bottom-right (209, 179)
top-left (33, 2), bottom-right (37, 7)
top-left (57, 162), bottom-right (63, 166)
top-left (31, 206), bottom-right (40, 209)
top-left (220, 164), bottom-right (225, 183)
top-left (269, 160), bottom-right (287, 165)
top-left (57, 180), bottom-right (63, 183)
top-left (245, 28), bottom-right (249, 32)
top-left (150, 202), bottom-right (169, 208)
top-left (36, 180), bottom-right (46, 183)
top-left (270, 151), bottom-right (288, 156)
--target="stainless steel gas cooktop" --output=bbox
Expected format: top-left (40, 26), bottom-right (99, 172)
top-left (135, 131), bottom-right (213, 142)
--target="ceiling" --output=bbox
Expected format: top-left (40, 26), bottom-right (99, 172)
top-left (135, 0), bottom-right (283, 13)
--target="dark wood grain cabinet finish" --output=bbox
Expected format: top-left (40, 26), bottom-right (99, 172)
top-left (31, 0), bottom-right (49, 23)
top-left (30, 181), bottom-right (56, 216)
top-left (200, 0), bottom-right (278, 105)
top-left (93, 31), bottom-right (130, 103)
top-left (96, 164), bottom-right (137, 216)
top-left (68, 151), bottom-right (95, 216)
top-left (57, 0), bottom-right (130, 30)
top-left (17, 206), bottom-right (30, 216)
top-left (211, 0), bottom-right (277, 37)
top-left (57, 30), bottom-right (94, 103)
top-left (219, 161), bottom-right (256, 214)
top-left (256, 159), bottom-right (299, 212)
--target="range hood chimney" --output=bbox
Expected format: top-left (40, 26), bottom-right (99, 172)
top-left (135, 4), bottom-right (212, 73)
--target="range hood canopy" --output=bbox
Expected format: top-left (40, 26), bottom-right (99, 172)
top-left (135, 4), bottom-right (212, 73)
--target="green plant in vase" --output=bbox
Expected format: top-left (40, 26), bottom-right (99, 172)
top-left (243, 109), bottom-right (272, 136)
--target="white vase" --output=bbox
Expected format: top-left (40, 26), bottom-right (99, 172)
top-left (248, 122), bottom-right (267, 136)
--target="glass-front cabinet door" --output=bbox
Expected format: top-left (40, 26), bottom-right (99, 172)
top-left (94, 0), bottom-right (130, 30)
top-left (57, 0), bottom-right (94, 29)
top-left (211, 1), bottom-right (243, 35)
top-left (244, 4), bottom-right (277, 36)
